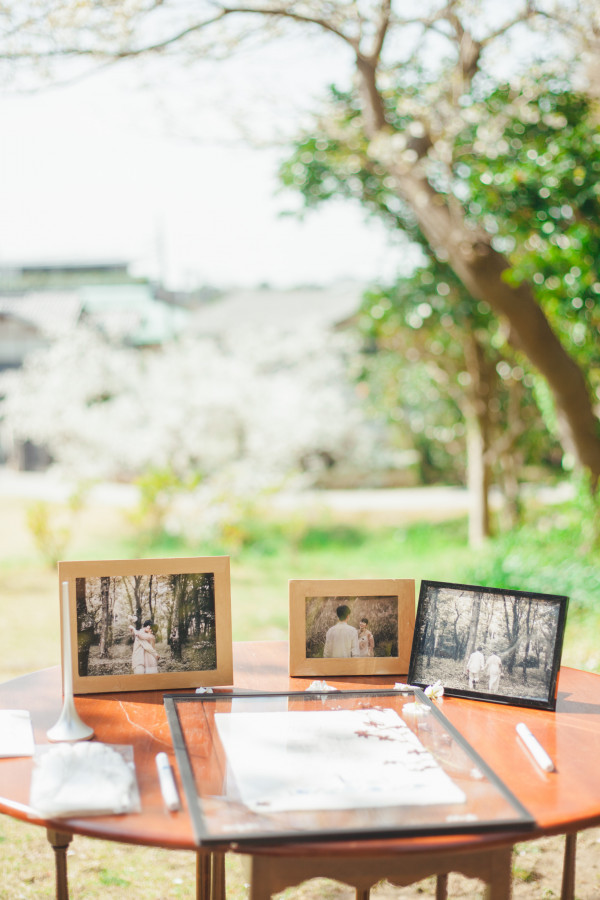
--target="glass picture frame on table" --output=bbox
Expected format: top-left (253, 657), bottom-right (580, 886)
top-left (164, 688), bottom-right (534, 847)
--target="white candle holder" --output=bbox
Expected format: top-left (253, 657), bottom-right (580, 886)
top-left (47, 581), bottom-right (94, 742)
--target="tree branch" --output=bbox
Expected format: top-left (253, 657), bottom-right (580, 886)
top-left (221, 4), bottom-right (360, 51)
top-left (0, 9), bottom-right (229, 60)
top-left (369, 0), bottom-right (392, 65)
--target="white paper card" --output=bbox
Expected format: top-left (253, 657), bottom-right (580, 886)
top-left (0, 709), bottom-right (35, 757)
top-left (216, 707), bottom-right (466, 813)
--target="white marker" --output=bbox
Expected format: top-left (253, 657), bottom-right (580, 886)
top-left (516, 723), bottom-right (555, 773)
top-left (155, 752), bottom-right (181, 811)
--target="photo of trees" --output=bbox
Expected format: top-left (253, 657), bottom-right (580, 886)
top-left (411, 583), bottom-right (565, 704)
top-left (75, 572), bottom-right (216, 677)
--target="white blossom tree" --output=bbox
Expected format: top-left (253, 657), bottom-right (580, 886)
top-left (0, 319), bottom-right (387, 536)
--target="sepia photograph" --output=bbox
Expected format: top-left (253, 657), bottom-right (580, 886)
top-left (408, 580), bottom-right (569, 710)
top-left (59, 557), bottom-right (233, 693)
top-left (306, 596), bottom-right (398, 660)
top-left (289, 579), bottom-right (415, 677)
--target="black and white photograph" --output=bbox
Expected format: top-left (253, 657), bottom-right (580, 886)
top-left (75, 572), bottom-right (216, 677)
top-left (408, 580), bottom-right (568, 710)
top-left (289, 578), bottom-right (415, 677)
top-left (59, 556), bottom-right (233, 693)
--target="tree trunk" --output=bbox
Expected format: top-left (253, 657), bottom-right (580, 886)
top-left (522, 599), bottom-right (533, 684)
top-left (496, 381), bottom-right (526, 530)
top-left (133, 575), bottom-right (143, 627)
top-left (169, 574), bottom-right (189, 661)
top-left (462, 333), bottom-right (494, 546)
top-left (75, 576), bottom-right (93, 677)
top-left (465, 413), bottom-right (491, 547)
top-left (502, 597), bottom-right (520, 675)
top-left (464, 593), bottom-right (482, 665)
top-left (99, 576), bottom-right (110, 658)
top-left (389, 166), bottom-right (600, 485)
top-left (424, 585), bottom-right (439, 666)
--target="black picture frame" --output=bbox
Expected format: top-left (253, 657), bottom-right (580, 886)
top-left (164, 688), bottom-right (534, 847)
top-left (408, 580), bottom-right (569, 711)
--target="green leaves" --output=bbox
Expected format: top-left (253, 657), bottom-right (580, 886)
top-left (457, 76), bottom-right (600, 377)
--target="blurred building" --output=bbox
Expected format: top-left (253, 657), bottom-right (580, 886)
top-left (0, 260), bottom-right (191, 468)
top-left (0, 260), bottom-right (190, 373)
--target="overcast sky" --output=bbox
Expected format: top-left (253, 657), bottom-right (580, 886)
top-left (0, 35), bottom-right (409, 291)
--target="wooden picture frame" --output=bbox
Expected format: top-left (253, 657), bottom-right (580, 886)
top-left (289, 578), bottom-right (415, 677)
top-left (58, 556), bottom-right (233, 694)
top-left (408, 580), bottom-right (569, 710)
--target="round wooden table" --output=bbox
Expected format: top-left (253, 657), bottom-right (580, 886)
top-left (0, 641), bottom-right (598, 899)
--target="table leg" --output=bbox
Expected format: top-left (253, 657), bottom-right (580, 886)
top-left (561, 832), bottom-right (577, 900)
top-left (483, 847), bottom-right (512, 900)
top-left (196, 851), bottom-right (212, 900)
top-left (211, 851), bottom-right (226, 900)
top-left (436, 873), bottom-right (448, 899)
top-left (46, 829), bottom-right (73, 900)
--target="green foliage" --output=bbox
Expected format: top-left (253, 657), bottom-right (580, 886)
top-left (25, 501), bottom-right (71, 568)
top-left (463, 502), bottom-right (600, 613)
top-left (280, 84), bottom-right (418, 235)
top-left (25, 485), bottom-right (90, 568)
top-left (280, 74), bottom-right (600, 483)
top-left (128, 466), bottom-right (202, 549)
top-left (457, 75), bottom-right (600, 390)
top-left (98, 869), bottom-right (130, 887)
top-left (357, 262), bottom-right (559, 485)
top-left (298, 524), bottom-right (367, 551)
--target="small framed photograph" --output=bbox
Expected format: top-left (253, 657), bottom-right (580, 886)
top-left (408, 580), bottom-right (569, 710)
top-left (58, 556), bottom-right (233, 694)
top-left (289, 578), bottom-right (415, 677)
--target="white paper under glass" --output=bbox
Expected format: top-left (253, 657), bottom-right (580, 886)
top-left (216, 707), bottom-right (465, 813)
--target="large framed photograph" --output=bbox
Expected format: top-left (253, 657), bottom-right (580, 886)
top-left (289, 578), bottom-right (415, 677)
top-left (58, 557), bottom-right (233, 694)
top-left (408, 580), bottom-right (569, 710)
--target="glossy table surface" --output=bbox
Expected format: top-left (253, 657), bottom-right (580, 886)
top-left (0, 641), bottom-right (599, 858)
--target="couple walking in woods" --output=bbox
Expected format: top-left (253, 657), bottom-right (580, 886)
top-left (465, 646), bottom-right (502, 693)
top-left (323, 605), bottom-right (375, 658)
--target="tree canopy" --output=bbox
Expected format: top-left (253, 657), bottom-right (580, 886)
top-left (2, 0), bottom-right (600, 490)
top-left (280, 70), bottom-right (600, 536)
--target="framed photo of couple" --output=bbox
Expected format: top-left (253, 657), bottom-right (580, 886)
top-left (408, 580), bottom-right (568, 711)
top-left (58, 556), bottom-right (233, 694)
top-left (288, 578), bottom-right (415, 677)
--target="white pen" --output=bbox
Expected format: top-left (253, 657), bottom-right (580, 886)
top-left (516, 722), bottom-right (555, 772)
top-left (155, 752), bottom-right (181, 811)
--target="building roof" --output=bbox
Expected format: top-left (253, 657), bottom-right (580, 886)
top-left (189, 282), bottom-right (364, 338)
top-left (78, 284), bottom-right (189, 345)
top-left (0, 283), bottom-right (189, 350)
top-left (0, 293), bottom-right (82, 336)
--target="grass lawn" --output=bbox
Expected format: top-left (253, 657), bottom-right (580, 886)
top-left (1, 491), bottom-right (599, 898)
